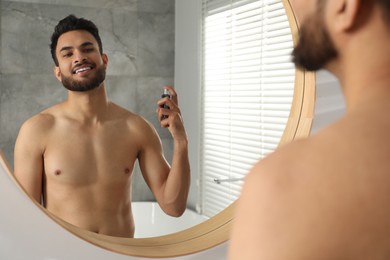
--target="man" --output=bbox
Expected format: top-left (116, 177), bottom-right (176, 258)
top-left (13, 15), bottom-right (190, 238)
top-left (230, 0), bottom-right (390, 259)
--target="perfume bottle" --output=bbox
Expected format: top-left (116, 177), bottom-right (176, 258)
top-left (161, 89), bottom-right (171, 109)
top-left (161, 89), bottom-right (171, 119)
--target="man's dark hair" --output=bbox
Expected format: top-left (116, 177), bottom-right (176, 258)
top-left (50, 15), bottom-right (103, 66)
top-left (379, 0), bottom-right (390, 26)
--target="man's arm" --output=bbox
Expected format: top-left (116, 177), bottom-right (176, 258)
top-left (138, 86), bottom-right (190, 217)
top-left (14, 116), bottom-right (47, 203)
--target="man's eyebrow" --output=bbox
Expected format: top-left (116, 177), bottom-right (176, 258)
top-left (80, 41), bottom-right (94, 48)
top-left (59, 46), bottom-right (73, 53)
top-left (59, 41), bottom-right (95, 52)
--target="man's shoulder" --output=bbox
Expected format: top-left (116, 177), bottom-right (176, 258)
top-left (18, 103), bottom-right (66, 139)
top-left (110, 102), bottom-right (142, 120)
top-left (247, 122), bottom-right (347, 190)
top-left (21, 110), bottom-right (56, 132)
top-left (16, 110), bottom-right (57, 149)
top-left (111, 103), bottom-right (149, 124)
top-left (109, 102), bottom-right (156, 132)
top-left (239, 118), bottom-right (390, 259)
top-left (246, 138), bottom-right (311, 189)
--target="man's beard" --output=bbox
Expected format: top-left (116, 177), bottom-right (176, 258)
top-left (292, 6), bottom-right (338, 71)
top-left (61, 65), bottom-right (106, 92)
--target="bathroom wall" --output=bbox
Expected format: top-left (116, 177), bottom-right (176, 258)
top-left (175, 0), bottom-right (202, 213)
top-left (0, 0), bottom-right (175, 201)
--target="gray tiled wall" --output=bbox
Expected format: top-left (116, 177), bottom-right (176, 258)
top-left (0, 0), bottom-right (175, 201)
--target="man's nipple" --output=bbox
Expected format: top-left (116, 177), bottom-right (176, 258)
top-left (54, 169), bottom-right (62, 176)
top-left (124, 168), bottom-right (131, 175)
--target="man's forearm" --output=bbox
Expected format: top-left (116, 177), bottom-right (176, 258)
top-left (162, 139), bottom-right (190, 216)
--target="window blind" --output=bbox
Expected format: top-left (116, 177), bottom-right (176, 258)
top-left (200, 0), bottom-right (295, 217)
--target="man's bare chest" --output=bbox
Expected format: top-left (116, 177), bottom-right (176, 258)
top-left (42, 125), bottom-right (140, 185)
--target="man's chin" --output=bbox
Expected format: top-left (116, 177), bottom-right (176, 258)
top-left (61, 67), bottom-right (106, 92)
top-left (61, 81), bottom-right (102, 92)
top-left (67, 86), bottom-right (101, 92)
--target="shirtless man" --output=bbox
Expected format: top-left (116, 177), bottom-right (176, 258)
top-left (230, 0), bottom-right (390, 259)
top-left (13, 15), bottom-right (190, 238)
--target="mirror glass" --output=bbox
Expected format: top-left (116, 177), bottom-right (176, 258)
top-left (0, 0), bottom-right (302, 242)
top-left (0, 0), bottom-right (178, 237)
top-left (199, 0), bottom-right (296, 218)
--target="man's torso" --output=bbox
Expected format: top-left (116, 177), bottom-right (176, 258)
top-left (40, 102), bottom-right (145, 237)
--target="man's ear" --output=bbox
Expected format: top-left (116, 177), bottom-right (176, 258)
top-left (102, 53), bottom-right (108, 67)
top-left (54, 66), bottom-right (62, 82)
top-left (332, 0), bottom-right (362, 32)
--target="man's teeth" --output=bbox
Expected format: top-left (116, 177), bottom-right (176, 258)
top-left (75, 67), bottom-right (92, 74)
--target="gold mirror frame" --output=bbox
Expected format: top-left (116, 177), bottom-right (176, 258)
top-left (1, 0), bottom-right (315, 257)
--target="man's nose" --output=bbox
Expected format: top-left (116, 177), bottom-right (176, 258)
top-left (74, 51), bottom-right (86, 64)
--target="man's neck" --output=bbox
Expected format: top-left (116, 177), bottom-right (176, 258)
top-left (337, 48), bottom-right (390, 113)
top-left (330, 20), bottom-right (390, 113)
top-left (65, 84), bottom-right (110, 125)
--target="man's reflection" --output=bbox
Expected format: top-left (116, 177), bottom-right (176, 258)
top-left (13, 15), bottom-right (190, 238)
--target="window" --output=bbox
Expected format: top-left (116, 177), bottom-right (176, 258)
top-left (200, 0), bottom-right (295, 217)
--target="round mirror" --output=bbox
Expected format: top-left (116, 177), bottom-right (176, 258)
top-left (0, 0), bottom-right (315, 257)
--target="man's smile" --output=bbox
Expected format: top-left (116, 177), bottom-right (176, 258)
top-left (72, 63), bottom-right (95, 74)
top-left (74, 66), bottom-right (92, 74)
